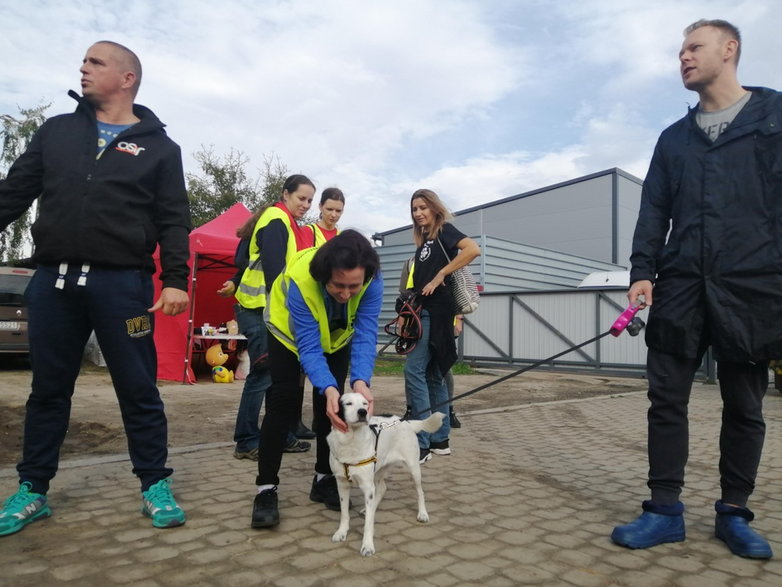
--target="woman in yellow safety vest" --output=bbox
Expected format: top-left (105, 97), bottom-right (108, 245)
top-left (302, 187), bottom-right (346, 433)
top-left (250, 229), bottom-right (383, 529)
top-left (218, 175), bottom-right (316, 460)
top-left (307, 187), bottom-right (345, 246)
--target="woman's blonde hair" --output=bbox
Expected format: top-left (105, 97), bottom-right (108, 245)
top-left (410, 188), bottom-right (452, 246)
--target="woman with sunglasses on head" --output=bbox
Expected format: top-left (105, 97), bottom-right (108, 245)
top-left (404, 189), bottom-right (480, 462)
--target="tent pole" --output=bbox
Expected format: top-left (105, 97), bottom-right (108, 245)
top-left (182, 253), bottom-right (199, 384)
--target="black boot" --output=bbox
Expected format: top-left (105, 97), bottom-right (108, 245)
top-left (294, 420), bottom-right (316, 439)
top-left (449, 408), bottom-right (462, 428)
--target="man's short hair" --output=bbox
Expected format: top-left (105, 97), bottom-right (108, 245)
top-left (96, 40), bottom-right (143, 96)
top-left (684, 19), bottom-right (742, 64)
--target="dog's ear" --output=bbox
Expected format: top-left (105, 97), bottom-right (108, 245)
top-left (337, 394), bottom-right (345, 423)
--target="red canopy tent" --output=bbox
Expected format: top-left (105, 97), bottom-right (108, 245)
top-left (153, 202), bottom-right (252, 383)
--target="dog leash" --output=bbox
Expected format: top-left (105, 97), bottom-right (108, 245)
top-left (423, 304), bottom-right (646, 415)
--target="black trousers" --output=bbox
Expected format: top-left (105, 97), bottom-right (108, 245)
top-left (256, 335), bottom-right (349, 486)
top-left (19, 265), bottom-right (171, 494)
top-left (646, 348), bottom-right (767, 506)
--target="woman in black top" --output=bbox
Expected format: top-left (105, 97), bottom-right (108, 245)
top-left (404, 189), bottom-right (480, 462)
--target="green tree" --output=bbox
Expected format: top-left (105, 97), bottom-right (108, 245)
top-left (186, 148), bottom-right (293, 227)
top-left (0, 103), bottom-right (50, 262)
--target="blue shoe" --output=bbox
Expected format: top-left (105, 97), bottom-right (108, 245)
top-left (714, 501), bottom-right (773, 559)
top-left (141, 478), bottom-right (186, 528)
top-left (0, 482), bottom-right (51, 536)
top-left (611, 501), bottom-right (685, 549)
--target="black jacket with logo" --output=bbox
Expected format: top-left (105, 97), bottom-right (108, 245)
top-left (0, 91), bottom-right (191, 290)
top-left (630, 87), bottom-right (782, 361)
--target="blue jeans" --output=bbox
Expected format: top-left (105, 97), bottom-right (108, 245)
top-left (233, 304), bottom-right (272, 452)
top-left (404, 310), bottom-right (450, 448)
top-left (19, 265), bottom-right (171, 493)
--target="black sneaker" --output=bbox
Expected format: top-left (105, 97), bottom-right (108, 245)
top-left (251, 488), bottom-right (279, 528)
top-left (431, 440), bottom-right (451, 455)
top-left (449, 409), bottom-right (462, 429)
top-left (283, 438), bottom-right (311, 453)
top-left (419, 448), bottom-right (433, 463)
top-left (309, 475), bottom-right (342, 511)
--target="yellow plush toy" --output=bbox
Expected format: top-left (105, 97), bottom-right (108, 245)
top-left (212, 365), bottom-right (234, 383)
top-left (205, 343), bottom-right (234, 383)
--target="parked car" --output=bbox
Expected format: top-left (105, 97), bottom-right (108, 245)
top-left (0, 266), bottom-right (35, 354)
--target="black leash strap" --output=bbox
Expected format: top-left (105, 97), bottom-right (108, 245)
top-left (428, 329), bottom-right (613, 414)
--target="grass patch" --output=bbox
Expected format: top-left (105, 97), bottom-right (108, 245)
top-left (373, 358), bottom-right (475, 377)
top-left (450, 362), bottom-right (475, 375)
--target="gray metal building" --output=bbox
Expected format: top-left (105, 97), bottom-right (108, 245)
top-left (376, 167), bottom-right (642, 268)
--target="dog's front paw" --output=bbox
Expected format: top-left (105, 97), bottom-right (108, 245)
top-left (417, 511), bottom-right (430, 523)
top-left (332, 529), bottom-right (348, 542)
top-left (360, 541), bottom-right (376, 556)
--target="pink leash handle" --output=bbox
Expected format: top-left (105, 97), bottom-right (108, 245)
top-left (610, 304), bottom-right (641, 337)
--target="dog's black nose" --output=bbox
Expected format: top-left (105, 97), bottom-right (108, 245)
top-left (358, 409), bottom-right (367, 420)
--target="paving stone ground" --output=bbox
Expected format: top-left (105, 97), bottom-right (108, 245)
top-left (1, 383), bottom-right (781, 586)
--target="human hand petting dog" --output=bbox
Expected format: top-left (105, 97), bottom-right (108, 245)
top-left (325, 382), bottom-right (374, 433)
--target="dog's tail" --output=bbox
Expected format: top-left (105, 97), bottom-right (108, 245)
top-left (407, 411), bottom-right (445, 434)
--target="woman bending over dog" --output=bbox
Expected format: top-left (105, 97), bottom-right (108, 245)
top-left (251, 229), bottom-right (383, 528)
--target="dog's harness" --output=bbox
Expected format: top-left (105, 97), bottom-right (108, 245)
top-left (340, 419), bottom-right (401, 481)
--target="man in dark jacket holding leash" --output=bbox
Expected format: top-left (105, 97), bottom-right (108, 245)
top-left (611, 20), bottom-right (779, 559)
top-left (0, 41), bottom-right (191, 536)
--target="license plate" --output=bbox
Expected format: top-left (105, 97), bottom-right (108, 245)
top-left (0, 321), bottom-right (20, 330)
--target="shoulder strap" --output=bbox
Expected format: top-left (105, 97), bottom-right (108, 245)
top-left (436, 237), bottom-right (452, 262)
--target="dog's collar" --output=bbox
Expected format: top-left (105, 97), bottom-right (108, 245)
top-left (340, 419), bottom-right (402, 481)
top-left (342, 455), bottom-right (377, 482)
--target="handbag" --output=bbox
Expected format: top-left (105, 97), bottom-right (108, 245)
top-left (437, 238), bottom-right (479, 314)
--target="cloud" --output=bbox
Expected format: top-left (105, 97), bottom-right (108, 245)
top-left (1, 0), bottom-right (779, 239)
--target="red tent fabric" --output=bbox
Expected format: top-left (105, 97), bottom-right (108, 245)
top-left (153, 203), bottom-right (252, 383)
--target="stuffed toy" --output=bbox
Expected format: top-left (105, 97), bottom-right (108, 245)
top-left (212, 365), bottom-right (234, 383)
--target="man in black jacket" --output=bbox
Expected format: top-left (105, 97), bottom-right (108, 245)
top-left (611, 20), bottom-right (778, 559)
top-left (0, 41), bottom-right (191, 536)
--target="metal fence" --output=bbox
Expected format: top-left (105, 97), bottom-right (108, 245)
top-left (380, 287), bottom-right (713, 381)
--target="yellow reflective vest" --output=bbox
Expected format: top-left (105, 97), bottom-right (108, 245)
top-left (265, 247), bottom-right (371, 356)
top-left (308, 223), bottom-right (339, 248)
top-left (235, 207), bottom-right (297, 309)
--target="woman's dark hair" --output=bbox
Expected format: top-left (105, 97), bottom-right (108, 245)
top-left (309, 229), bottom-right (379, 284)
top-left (237, 208), bottom-right (264, 238)
top-left (320, 187), bottom-right (345, 206)
top-left (236, 174), bottom-right (316, 238)
top-left (283, 174), bottom-right (315, 196)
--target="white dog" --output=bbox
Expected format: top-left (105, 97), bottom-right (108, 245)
top-left (327, 392), bottom-right (445, 556)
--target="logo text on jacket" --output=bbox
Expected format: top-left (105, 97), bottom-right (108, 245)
top-left (115, 141), bottom-right (146, 156)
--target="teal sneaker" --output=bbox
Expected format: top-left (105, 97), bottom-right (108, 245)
top-left (141, 479), bottom-right (186, 528)
top-left (0, 482), bottom-right (52, 536)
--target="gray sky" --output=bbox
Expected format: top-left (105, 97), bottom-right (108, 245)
top-left (1, 0), bottom-right (778, 235)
